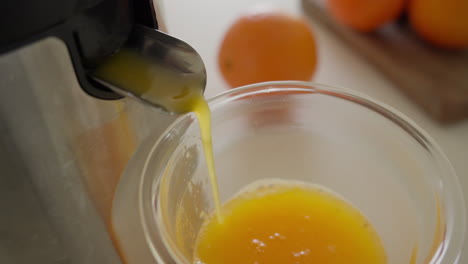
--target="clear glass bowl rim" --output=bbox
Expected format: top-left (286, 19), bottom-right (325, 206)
top-left (139, 81), bottom-right (466, 264)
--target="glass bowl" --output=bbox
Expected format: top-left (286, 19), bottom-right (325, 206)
top-left (112, 81), bottom-right (465, 264)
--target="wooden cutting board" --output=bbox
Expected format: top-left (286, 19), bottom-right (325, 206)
top-left (302, 0), bottom-right (468, 124)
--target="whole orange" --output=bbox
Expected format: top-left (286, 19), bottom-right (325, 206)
top-left (218, 8), bottom-right (317, 88)
top-left (326, 0), bottom-right (407, 32)
top-left (409, 0), bottom-right (468, 49)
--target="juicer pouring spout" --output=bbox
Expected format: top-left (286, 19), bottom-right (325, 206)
top-left (90, 25), bottom-right (207, 113)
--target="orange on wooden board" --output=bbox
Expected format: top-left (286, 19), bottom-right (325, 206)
top-left (408, 0), bottom-right (468, 49)
top-left (218, 8), bottom-right (317, 89)
top-left (326, 0), bottom-right (407, 32)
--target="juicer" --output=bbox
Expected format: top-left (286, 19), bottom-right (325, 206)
top-left (0, 0), bottom-right (198, 262)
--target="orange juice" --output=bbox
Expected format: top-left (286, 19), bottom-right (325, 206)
top-left (194, 181), bottom-right (387, 264)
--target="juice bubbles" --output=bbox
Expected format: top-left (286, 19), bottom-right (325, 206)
top-left (194, 180), bottom-right (387, 264)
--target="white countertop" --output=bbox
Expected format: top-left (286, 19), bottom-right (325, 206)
top-left (161, 0), bottom-right (468, 260)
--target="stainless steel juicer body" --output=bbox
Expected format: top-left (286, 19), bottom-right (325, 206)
top-left (0, 0), bottom-right (174, 263)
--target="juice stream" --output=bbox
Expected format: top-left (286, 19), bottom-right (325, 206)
top-left (191, 97), bottom-right (223, 222)
top-left (93, 49), bottom-right (223, 242)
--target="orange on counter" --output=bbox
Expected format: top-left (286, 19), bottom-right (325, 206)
top-left (218, 8), bottom-right (317, 88)
top-left (326, 0), bottom-right (407, 32)
top-left (408, 0), bottom-right (468, 49)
